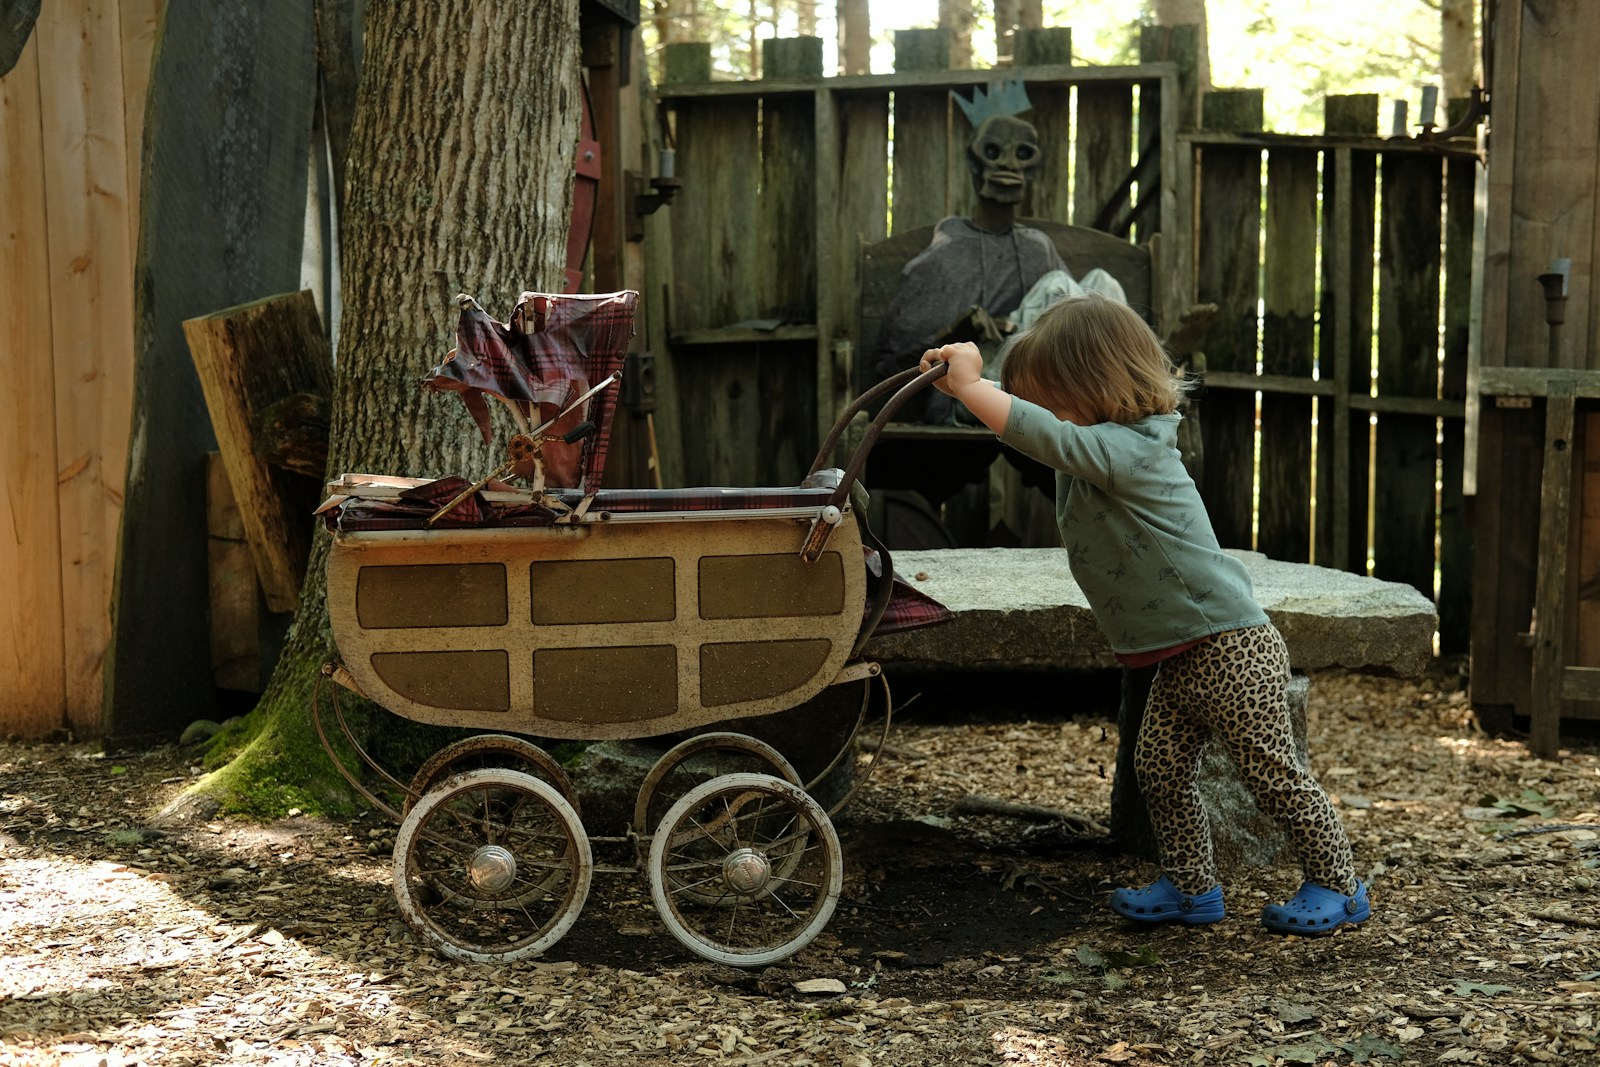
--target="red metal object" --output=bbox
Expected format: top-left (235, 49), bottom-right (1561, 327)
top-left (566, 77), bottom-right (600, 292)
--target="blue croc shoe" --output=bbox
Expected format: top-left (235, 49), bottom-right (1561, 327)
top-left (1261, 880), bottom-right (1370, 936)
top-left (1109, 876), bottom-right (1226, 925)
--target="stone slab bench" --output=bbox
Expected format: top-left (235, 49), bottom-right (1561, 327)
top-left (864, 547), bottom-right (1438, 870)
top-left (865, 548), bottom-right (1438, 677)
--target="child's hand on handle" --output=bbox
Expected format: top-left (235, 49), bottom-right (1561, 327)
top-left (917, 341), bottom-right (1013, 435)
top-left (919, 342), bottom-right (983, 397)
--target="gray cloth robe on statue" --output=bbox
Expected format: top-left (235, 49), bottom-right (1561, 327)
top-left (873, 217), bottom-right (1069, 424)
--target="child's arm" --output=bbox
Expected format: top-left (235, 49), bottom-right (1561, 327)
top-left (918, 342), bottom-right (1012, 435)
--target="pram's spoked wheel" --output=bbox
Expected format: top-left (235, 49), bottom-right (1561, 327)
top-left (406, 733), bottom-right (579, 815)
top-left (647, 772), bottom-right (842, 967)
top-left (633, 732), bottom-right (803, 838)
top-left (393, 768), bottom-right (592, 963)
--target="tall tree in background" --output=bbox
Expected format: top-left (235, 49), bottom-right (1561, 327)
top-left (195, 0), bottom-right (581, 812)
top-left (940, 0), bottom-right (976, 67)
top-left (1151, 0), bottom-right (1211, 92)
top-left (839, 0), bottom-right (869, 73)
top-left (654, 0), bottom-right (697, 43)
top-left (1440, 0), bottom-right (1475, 100)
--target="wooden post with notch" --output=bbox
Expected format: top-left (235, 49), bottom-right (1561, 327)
top-left (183, 290), bottom-right (332, 613)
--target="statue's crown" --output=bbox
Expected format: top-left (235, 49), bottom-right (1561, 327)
top-left (953, 76), bottom-right (1033, 127)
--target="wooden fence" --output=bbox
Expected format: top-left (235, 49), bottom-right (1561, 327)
top-left (645, 29), bottom-right (1477, 655)
top-left (1186, 94), bottom-right (1479, 655)
top-left (649, 29), bottom-right (1186, 487)
top-left (0, 0), bottom-right (160, 739)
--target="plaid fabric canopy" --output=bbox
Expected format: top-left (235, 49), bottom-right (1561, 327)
top-left (423, 289), bottom-right (638, 493)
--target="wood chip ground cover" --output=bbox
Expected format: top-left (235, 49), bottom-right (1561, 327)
top-left (2, 667), bottom-right (1597, 1065)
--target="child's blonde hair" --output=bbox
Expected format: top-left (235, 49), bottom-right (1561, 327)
top-left (1000, 293), bottom-right (1187, 424)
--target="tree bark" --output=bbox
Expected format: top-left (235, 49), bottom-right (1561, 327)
top-left (838, 0), bottom-right (869, 75)
top-left (939, 0), bottom-right (974, 69)
top-left (1440, 0), bottom-right (1475, 102)
top-left (193, 0), bottom-right (581, 815)
top-left (993, 0), bottom-right (1018, 61)
top-left (654, 0), bottom-right (697, 45)
top-left (1151, 0), bottom-right (1210, 93)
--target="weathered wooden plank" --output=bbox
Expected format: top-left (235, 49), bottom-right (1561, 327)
top-left (106, 0), bottom-right (316, 746)
top-left (1138, 24), bottom-right (1199, 131)
top-left (1071, 84), bottom-right (1132, 230)
top-left (762, 35), bottom-right (821, 80)
top-left (1320, 133), bottom-right (1377, 572)
top-left (893, 28), bottom-right (948, 74)
top-left (762, 41), bottom-right (822, 460)
top-left (1469, 404), bottom-right (1539, 709)
top-left (206, 454), bottom-right (262, 693)
top-left (1438, 124), bottom-right (1478, 654)
top-left (0, 38), bottom-right (68, 738)
top-left (1014, 27), bottom-right (1070, 67)
top-left (662, 41), bottom-right (711, 84)
top-left (119, 0), bottom-right (161, 254)
top-left (1530, 383), bottom-right (1577, 757)
top-left (675, 343), bottom-right (815, 488)
top-left (759, 92), bottom-right (817, 321)
top-left (832, 92), bottom-right (889, 401)
top-left (1257, 147), bottom-right (1318, 564)
top-left (183, 291), bottom-right (332, 613)
top-left (1022, 82), bottom-right (1071, 225)
top-left (1578, 412), bottom-right (1600, 668)
top-left (1504, 4), bottom-right (1600, 370)
top-left (37, 0), bottom-right (139, 736)
top-left (1194, 90), bottom-right (1263, 551)
top-left (669, 97), bottom-right (761, 332)
top-left (656, 63), bottom-right (1166, 100)
top-left (1373, 150), bottom-right (1443, 599)
top-left (892, 87), bottom-right (953, 233)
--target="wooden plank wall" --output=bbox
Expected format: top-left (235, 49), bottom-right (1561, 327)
top-left (0, 0), bottom-right (161, 739)
top-left (1471, 1), bottom-right (1600, 720)
top-left (1190, 100), bottom-right (1476, 653)
top-left (647, 29), bottom-right (1478, 656)
top-left (655, 40), bottom-right (1170, 489)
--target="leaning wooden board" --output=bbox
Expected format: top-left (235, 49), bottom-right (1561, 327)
top-left (105, 0), bottom-right (316, 745)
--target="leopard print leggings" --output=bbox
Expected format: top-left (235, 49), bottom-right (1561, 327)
top-left (1136, 623), bottom-right (1358, 897)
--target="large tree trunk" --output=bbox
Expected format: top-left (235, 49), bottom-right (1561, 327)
top-left (193, 0), bottom-right (580, 815)
top-left (838, 0), bottom-right (869, 75)
top-left (1151, 0), bottom-right (1210, 93)
top-left (939, 0), bottom-right (974, 69)
top-left (1440, 0), bottom-right (1475, 102)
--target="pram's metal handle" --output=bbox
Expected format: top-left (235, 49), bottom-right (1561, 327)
top-left (799, 363), bottom-right (949, 564)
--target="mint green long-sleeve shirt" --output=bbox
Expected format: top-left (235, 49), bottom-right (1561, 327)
top-left (1000, 397), bottom-right (1268, 654)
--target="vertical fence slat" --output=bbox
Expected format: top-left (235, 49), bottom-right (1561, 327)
top-left (760, 93), bottom-right (817, 320)
top-left (0, 40), bottom-right (69, 737)
top-left (1319, 98), bottom-right (1377, 571)
top-left (668, 97), bottom-right (767, 486)
top-left (671, 98), bottom-right (762, 331)
top-left (1195, 90), bottom-right (1264, 550)
top-left (1374, 151), bottom-right (1443, 597)
top-left (1071, 85), bottom-right (1132, 231)
top-left (1026, 82), bottom-right (1073, 224)
top-left (832, 92), bottom-right (890, 401)
top-left (38, 0), bottom-right (139, 734)
top-left (1438, 125), bottom-right (1478, 654)
top-left (892, 89), bottom-right (953, 232)
top-left (1258, 147), bottom-right (1319, 563)
top-left (1320, 143), bottom-right (1378, 573)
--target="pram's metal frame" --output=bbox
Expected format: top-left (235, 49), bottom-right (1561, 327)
top-left (316, 364), bottom-right (947, 967)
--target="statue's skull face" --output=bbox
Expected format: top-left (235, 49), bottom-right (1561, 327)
top-left (967, 115), bottom-right (1040, 205)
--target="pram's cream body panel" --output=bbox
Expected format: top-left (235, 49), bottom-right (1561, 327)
top-left (327, 509), bottom-right (866, 740)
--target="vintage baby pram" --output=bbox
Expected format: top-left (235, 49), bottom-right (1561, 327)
top-left (314, 289), bottom-right (954, 968)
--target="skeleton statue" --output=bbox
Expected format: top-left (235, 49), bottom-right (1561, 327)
top-left (872, 79), bottom-right (1125, 424)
